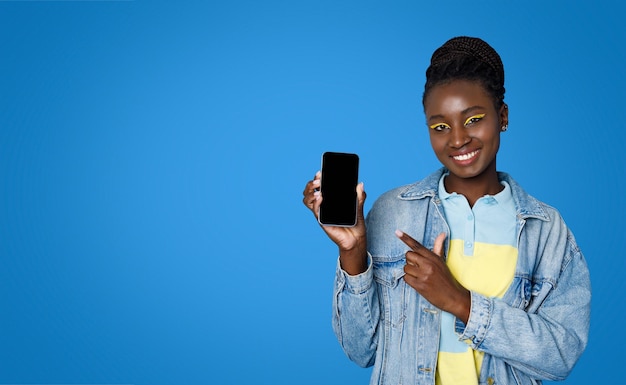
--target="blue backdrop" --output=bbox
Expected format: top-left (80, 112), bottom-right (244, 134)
top-left (1, 1), bottom-right (623, 384)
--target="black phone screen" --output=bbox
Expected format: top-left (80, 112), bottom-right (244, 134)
top-left (319, 152), bottom-right (359, 227)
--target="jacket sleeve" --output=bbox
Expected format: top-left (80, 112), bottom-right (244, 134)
top-left (456, 222), bottom-right (591, 381)
top-left (332, 254), bottom-right (380, 368)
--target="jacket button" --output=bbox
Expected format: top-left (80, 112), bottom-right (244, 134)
top-left (487, 377), bottom-right (494, 385)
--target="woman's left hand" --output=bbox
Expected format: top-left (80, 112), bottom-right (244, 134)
top-left (396, 230), bottom-right (471, 324)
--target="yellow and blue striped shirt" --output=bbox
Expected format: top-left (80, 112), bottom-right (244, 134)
top-left (436, 174), bottom-right (518, 385)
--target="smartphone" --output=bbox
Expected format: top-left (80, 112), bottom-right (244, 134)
top-left (318, 152), bottom-right (359, 227)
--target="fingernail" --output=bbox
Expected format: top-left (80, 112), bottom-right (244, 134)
top-left (395, 229), bottom-right (403, 237)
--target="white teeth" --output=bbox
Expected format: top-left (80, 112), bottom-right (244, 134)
top-left (453, 150), bottom-right (478, 161)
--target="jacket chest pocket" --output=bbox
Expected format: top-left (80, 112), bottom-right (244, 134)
top-left (373, 257), bottom-right (408, 328)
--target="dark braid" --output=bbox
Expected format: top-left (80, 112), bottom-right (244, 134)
top-left (423, 36), bottom-right (505, 109)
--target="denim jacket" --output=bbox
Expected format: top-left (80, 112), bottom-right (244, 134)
top-left (332, 169), bottom-right (590, 385)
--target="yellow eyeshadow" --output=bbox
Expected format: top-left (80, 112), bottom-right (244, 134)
top-left (464, 113), bottom-right (485, 126)
top-left (429, 122), bottom-right (451, 130)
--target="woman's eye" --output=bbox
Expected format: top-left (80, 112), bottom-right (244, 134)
top-left (464, 113), bottom-right (485, 126)
top-left (429, 123), bottom-right (451, 132)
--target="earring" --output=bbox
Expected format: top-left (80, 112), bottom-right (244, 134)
top-left (501, 124), bottom-right (508, 132)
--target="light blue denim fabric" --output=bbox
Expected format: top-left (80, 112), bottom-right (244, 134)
top-left (332, 168), bottom-right (591, 385)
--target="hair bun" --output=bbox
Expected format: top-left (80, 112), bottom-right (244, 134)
top-left (430, 36), bottom-right (504, 86)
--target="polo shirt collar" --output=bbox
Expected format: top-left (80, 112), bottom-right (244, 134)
top-left (438, 172), bottom-right (513, 207)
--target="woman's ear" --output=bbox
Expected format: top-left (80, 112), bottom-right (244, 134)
top-left (499, 103), bottom-right (509, 131)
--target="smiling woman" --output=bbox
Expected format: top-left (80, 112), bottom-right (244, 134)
top-left (302, 36), bottom-right (591, 385)
top-left (3, 0), bottom-right (620, 382)
top-left (425, 79), bottom-right (507, 206)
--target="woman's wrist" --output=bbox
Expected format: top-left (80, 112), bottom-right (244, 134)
top-left (339, 241), bottom-right (368, 275)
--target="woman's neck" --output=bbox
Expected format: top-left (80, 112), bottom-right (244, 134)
top-left (443, 168), bottom-right (503, 208)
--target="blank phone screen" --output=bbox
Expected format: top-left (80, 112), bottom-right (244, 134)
top-left (319, 152), bottom-right (359, 227)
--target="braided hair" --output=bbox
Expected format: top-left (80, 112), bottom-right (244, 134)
top-left (423, 36), bottom-right (505, 109)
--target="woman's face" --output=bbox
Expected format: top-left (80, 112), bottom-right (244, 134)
top-left (424, 79), bottom-right (508, 181)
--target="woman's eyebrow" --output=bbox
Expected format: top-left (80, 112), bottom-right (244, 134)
top-left (427, 106), bottom-right (485, 122)
top-left (427, 114), bottom-right (445, 122)
top-left (461, 105), bottom-right (486, 114)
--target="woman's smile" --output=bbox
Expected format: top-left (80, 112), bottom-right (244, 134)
top-left (451, 148), bottom-right (480, 163)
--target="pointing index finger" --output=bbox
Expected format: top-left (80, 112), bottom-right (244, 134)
top-left (395, 229), bottom-right (426, 253)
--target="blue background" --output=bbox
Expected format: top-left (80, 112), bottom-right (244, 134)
top-left (1, 1), bottom-right (623, 384)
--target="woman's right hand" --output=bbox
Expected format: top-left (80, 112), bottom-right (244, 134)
top-left (302, 171), bottom-right (368, 275)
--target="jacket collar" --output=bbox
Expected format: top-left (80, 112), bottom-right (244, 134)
top-left (398, 168), bottom-right (550, 221)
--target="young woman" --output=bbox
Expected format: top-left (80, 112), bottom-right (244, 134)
top-left (303, 36), bottom-right (591, 385)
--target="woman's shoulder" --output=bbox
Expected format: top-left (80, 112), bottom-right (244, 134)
top-left (374, 169), bottom-right (445, 204)
top-left (498, 172), bottom-right (567, 224)
top-left (367, 170), bottom-right (444, 224)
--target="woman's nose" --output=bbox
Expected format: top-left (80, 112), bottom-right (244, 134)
top-left (449, 125), bottom-right (470, 148)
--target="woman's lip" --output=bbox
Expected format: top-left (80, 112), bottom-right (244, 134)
top-left (451, 149), bottom-right (480, 163)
